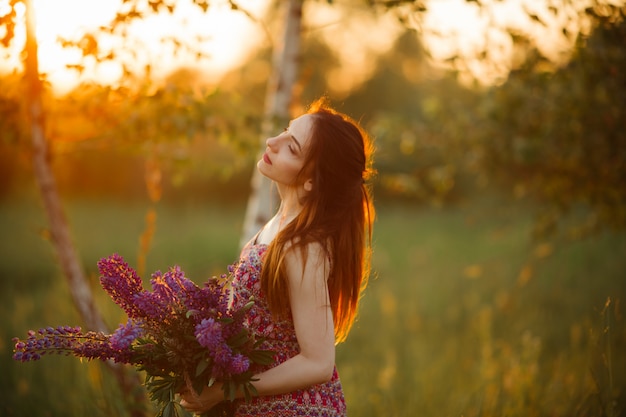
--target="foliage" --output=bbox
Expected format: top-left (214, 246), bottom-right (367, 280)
top-left (0, 74), bottom-right (24, 144)
top-left (342, 199), bottom-right (626, 417)
top-left (3, 0), bottom-right (625, 240)
top-left (0, 0), bottom-right (19, 48)
top-left (339, 4), bottom-right (626, 238)
top-left (474, 6), bottom-right (626, 238)
top-left (0, 0), bottom-right (257, 80)
top-left (0, 71), bottom-right (264, 201)
top-left (2, 196), bottom-right (625, 417)
top-left (0, 0), bottom-right (268, 194)
top-left (12, 254), bottom-right (274, 417)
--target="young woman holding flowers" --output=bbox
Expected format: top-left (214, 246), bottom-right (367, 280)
top-left (180, 98), bottom-right (375, 417)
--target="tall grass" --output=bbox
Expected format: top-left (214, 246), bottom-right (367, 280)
top-left (1, 191), bottom-right (624, 416)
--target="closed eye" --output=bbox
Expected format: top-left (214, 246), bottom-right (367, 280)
top-left (284, 127), bottom-right (301, 155)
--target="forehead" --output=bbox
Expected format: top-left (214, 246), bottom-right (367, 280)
top-left (289, 114), bottom-right (314, 146)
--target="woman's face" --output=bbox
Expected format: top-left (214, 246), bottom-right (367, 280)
top-left (258, 114), bottom-right (314, 188)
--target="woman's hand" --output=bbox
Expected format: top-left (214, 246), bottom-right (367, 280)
top-left (179, 384), bottom-right (224, 414)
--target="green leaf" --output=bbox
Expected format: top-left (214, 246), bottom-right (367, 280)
top-left (161, 401), bottom-right (172, 417)
top-left (242, 381), bottom-right (259, 403)
top-left (226, 328), bottom-right (249, 348)
top-left (242, 384), bottom-right (251, 403)
top-left (246, 382), bottom-right (258, 397)
top-left (225, 380), bottom-right (236, 402)
top-left (172, 401), bottom-right (186, 417)
top-left (195, 358), bottom-right (210, 377)
top-left (192, 378), bottom-right (206, 396)
top-left (248, 350), bottom-right (274, 366)
top-left (146, 378), bottom-right (177, 403)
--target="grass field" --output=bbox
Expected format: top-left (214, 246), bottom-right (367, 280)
top-left (1, 189), bottom-right (624, 417)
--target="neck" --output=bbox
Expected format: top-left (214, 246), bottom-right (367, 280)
top-left (277, 201), bottom-right (301, 224)
top-left (276, 184), bottom-right (303, 219)
top-left (256, 199), bottom-right (299, 245)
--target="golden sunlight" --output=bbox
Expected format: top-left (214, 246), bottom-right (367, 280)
top-left (420, 0), bottom-right (588, 85)
top-left (2, 0), bottom-right (615, 93)
top-left (302, 0), bottom-right (595, 92)
top-left (0, 0), bottom-right (268, 94)
top-left (305, 2), bottom-right (404, 97)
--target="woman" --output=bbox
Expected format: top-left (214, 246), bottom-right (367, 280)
top-left (181, 98), bottom-right (375, 416)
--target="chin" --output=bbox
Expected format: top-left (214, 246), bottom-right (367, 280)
top-left (257, 163), bottom-right (271, 179)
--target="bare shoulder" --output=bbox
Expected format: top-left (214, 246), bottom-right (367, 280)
top-left (283, 240), bottom-right (330, 282)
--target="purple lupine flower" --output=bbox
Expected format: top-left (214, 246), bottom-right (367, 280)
top-left (210, 343), bottom-right (236, 379)
top-left (210, 345), bottom-right (229, 376)
top-left (185, 286), bottom-right (227, 322)
top-left (13, 326), bottom-right (80, 361)
top-left (195, 318), bottom-right (223, 350)
top-left (162, 266), bottom-right (197, 297)
top-left (220, 313), bottom-right (246, 342)
top-left (150, 267), bottom-right (197, 314)
top-left (110, 320), bottom-right (143, 350)
top-left (13, 256), bottom-right (274, 414)
top-left (12, 326), bottom-right (121, 363)
top-left (72, 331), bottom-right (120, 362)
top-left (228, 353), bottom-right (250, 374)
top-left (98, 254), bottom-right (145, 320)
top-left (182, 265), bottom-right (235, 322)
top-left (150, 270), bottom-right (177, 305)
top-left (133, 291), bottom-right (170, 325)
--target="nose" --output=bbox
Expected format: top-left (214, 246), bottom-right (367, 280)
top-left (266, 136), bottom-right (278, 151)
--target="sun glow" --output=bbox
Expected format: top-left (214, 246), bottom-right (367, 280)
top-left (420, 0), bottom-right (589, 85)
top-left (0, 0), bottom-right (268, 94)
top-left (1, 0), bottom-right (608, 94)
top-left (301, 0), bottom-right (592, 92)
top-left (305, 2), bottom-right (404, 97)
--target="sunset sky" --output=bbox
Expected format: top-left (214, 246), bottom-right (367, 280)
top-left (0, 0), bottom-right (595, 94)
top-left (1, 0), bottom-right (270, 92)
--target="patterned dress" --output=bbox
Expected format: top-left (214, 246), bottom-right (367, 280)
top-left (229, 242), bottom-right (347, 417)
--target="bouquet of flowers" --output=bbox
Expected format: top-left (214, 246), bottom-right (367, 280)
top-left (12, 254), bottom-right (273, 417)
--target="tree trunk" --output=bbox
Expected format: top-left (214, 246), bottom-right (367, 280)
top-left (240, 0), bottom-right (303, 247)
top-left (24, 0), bottom-right (107, 336)
top-left (23, 2), bottom-right (147, 416)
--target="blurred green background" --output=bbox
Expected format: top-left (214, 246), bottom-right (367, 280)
top-left (1, 1), bottom-right (625, 416)
top-left (2, 187), bottom-right (624, 417)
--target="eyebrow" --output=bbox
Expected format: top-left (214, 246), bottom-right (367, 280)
top-left (288, 130), bottom-right (302, 152)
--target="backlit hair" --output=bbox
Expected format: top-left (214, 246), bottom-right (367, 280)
top-left (261, 98), bottom-right (375, 344)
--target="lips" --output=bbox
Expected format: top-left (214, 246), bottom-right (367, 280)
top-left (263, 153), bottom-right (272, 165)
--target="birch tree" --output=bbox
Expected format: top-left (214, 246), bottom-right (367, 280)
top-left (1, 1), bottom-right (269, 415)
top-left (240, 0), bottom-right (303, 247)
top-left (21, 1), bottom-right (148, 415)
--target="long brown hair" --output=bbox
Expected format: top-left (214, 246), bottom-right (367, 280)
top-left (260, 98), bottom-right (375, 343)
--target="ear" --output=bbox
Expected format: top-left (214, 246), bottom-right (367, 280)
top-left (303, 178), bottom-right (314, 192)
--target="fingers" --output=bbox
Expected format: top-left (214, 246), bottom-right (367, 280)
top-left (179, 384), bottom-right (221, 413)
top-left (180, 398), bottom-right (206, 414)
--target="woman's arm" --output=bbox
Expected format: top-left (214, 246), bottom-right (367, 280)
top-left (254, 241), bottom-right (336, 392)
top-left (181, 241), bottom-right (336, 413)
